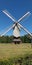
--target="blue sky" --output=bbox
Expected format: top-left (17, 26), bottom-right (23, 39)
top-left (0, 0), bottom-right (32, 36)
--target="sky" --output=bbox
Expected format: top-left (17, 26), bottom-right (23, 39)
top-left (0, 0), bottom-right (32, 36)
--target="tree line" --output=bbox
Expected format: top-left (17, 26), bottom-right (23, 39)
top-left (0, 34), bottom-right (31, 43)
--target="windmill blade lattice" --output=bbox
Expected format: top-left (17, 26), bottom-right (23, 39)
top-left (18, 12), bottom-right (31, 22)
top-left (18, 23), bottom-right (32, 36)
top-left (3, 10), bottom-right (16, 22)
top-left (1, 24), bottom-right (15, 36)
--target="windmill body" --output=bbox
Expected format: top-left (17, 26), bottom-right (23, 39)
top-left (13, 26), bottom-right (20, 37)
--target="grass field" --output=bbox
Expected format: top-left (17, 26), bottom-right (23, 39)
top-left (0, 43), bottom-right (32, 61)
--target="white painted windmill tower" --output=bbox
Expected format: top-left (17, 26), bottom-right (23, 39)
top-left (1, 10), bottom-right (32, 43)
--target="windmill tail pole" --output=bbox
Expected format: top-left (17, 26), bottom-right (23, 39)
top-left (31, 36), bottom-right (32, 48)
top-left (31, 37), bottom-right (32, 43)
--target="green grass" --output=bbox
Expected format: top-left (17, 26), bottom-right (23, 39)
top-left (0, 43), bottom-right (32, 61)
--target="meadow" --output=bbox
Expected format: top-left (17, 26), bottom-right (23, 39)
top-left (0, 43), bottom-right (32, 60)
top-left (0, 43), bottom-right (32, 65)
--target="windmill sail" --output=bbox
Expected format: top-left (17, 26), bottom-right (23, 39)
top-left (2, 10), bottom-right (32, 37)
top-left (1, 24), bottom-right (15, 36)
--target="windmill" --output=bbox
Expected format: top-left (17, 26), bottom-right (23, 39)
top-left (1, 10), bottom-right (32, 43)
